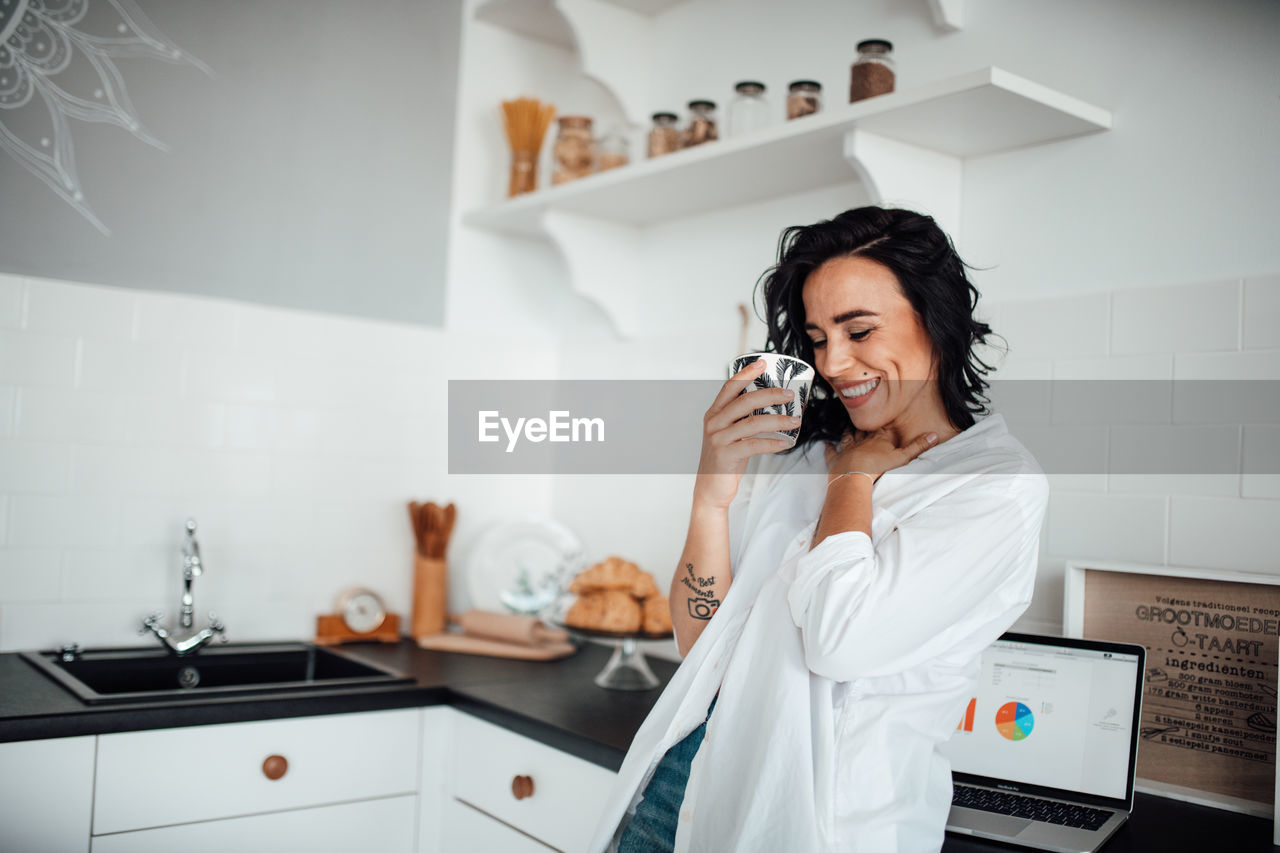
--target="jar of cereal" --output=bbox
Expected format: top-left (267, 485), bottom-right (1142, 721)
top-left (552, 116), bottom-right (595, 184)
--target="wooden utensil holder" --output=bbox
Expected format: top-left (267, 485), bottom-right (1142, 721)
top-left (412, 554), bottom-right (448, 638)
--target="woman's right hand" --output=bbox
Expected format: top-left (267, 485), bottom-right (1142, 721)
top-left (691, 358), bottom-right (801, 511)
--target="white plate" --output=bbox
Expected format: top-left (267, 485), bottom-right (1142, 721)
top-left (465, 516), bottom-right (584, 615)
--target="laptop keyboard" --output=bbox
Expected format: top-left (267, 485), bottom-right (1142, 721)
top-left (953, 784), bottom-right (1113, 831)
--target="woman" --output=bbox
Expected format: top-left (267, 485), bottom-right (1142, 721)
top-left (589, 206), bottom-right (1049, 853)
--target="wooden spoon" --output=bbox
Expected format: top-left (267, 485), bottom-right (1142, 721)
top-left (442, 503), bottom-right (457, 554)
top-left (408, 501), bottom-right (424, 554)
top-left (427, 502), bottom-right (443, 558)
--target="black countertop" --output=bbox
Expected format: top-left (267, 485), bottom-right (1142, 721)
top-left (2, 640), bottom-right (1275, 851)
top-left (0, 640), bottom-right (671, 771)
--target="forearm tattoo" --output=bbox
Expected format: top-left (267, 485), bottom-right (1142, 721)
top-left (681, 562), bottom-right (721, 620)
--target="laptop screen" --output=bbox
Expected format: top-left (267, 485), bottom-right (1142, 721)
top-left (939, 633), bottom-right (1144, 804)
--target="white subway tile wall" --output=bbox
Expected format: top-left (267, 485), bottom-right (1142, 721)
top-left (1243, 275), bottom-right (1280, 350)
top-left (0, 387), bottom-right (15, 437)
top-left (0, 442), bottom-right (69, 493)
top-left (1174, 349), bottom-right (1280, 380)
top-left (0, 549), bottom-right (60, 603)
top-left (1242, 427), bottom-right (1280, 499)
top-left (0, 331), bottom-right (78, 386)
top-left (1044, 491), bottom-right (1169, 565)
top-left (989, 292), bottom-right (1111, 360)
top-left (0, 273), bottom-right (1276, 648)
top-left (0, 275), bottom-right (557, 652)
top-left (1169, 496), bottom-right (1278, 574)
top-left (0, 274), bottom-right (24, 329)
top-left (988, 276), bottom-right (1279, 635)
top-left (24, 279), bottom-right (136, 338)
top-left (1111, 279), bottom-right (1241, 355)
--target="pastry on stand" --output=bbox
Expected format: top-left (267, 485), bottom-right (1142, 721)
top-left (554, 556), bottom-right (674, 690)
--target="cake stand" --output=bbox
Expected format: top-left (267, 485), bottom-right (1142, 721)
top-left (551, 623), bottom-right (673, 691)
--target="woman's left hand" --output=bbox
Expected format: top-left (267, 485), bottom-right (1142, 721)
top-left (824, 427), bottom-right (938, 482)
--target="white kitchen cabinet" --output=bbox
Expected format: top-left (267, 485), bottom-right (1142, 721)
top-left (445, 710), bottom-right (618, 853)
top-left (3, 704), bottom-right (621, 853)
top-left (442, 798), bottom-right (558, 852)
top-left (94, 708), bottom-right (419, 838)
top-left (0, 735), bottom-right (95, 853)
top-left (90, 794), bottom-right (417, 853)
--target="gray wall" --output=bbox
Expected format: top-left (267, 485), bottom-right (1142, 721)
top-left (0, 0), bottom-right (461, 326)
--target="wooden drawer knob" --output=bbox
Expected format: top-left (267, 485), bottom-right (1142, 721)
top-left (511, 774), bottom-right (535, 800)
top-left (262, 754), bottom-right (289, 781)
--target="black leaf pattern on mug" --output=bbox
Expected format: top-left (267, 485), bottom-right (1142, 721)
top-left (796, 384), bottom-right (809, 412)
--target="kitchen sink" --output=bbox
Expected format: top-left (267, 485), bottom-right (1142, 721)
top-left (21, 642), bottom-right (415, 705)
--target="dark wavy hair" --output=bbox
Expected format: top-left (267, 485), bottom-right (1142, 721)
top-left (756, 206), bottom-right (1004, 451)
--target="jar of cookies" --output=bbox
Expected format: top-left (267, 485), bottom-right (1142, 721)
top-left (683, 99), bottom-right (718, 147)
top-left (552, 115), bottom-right (595, 184)
top-left (849, 39), bottom-right (895, 102)
top-left (786, 80), bottom-right (822, 119)
top-left (647, 112), bottom-right (680, 158)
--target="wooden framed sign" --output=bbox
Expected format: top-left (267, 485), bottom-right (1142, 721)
top-left (1064, 560), bottom-right (1280, 818)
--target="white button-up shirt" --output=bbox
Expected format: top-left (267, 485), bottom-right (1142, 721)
top-left (588, 413), bottom-right (1050, 853)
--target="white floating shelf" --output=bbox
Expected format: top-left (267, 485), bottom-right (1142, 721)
top-left (463, 67), bottom-right (1111, 237)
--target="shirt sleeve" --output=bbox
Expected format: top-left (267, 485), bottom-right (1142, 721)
top-left (786, 471), bottom-right (1048, 682)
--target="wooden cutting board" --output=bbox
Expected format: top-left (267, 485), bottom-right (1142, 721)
top-left (416, 633), bottom-right (576, 661)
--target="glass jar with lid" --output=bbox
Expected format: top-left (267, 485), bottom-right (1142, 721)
top-left (595, 128), bottom-right (629, 172)
top-left (647, 112), bottom-right (680, 158)
top-left (683, 100), bottom-right (718, 147)
top-left (786, 80), bottom-right (822, 120)
top-left (552, 115), bottom-right (595, 184)
top-left (727, 81), bottom-right (770, 138)
top-left (849, 39), bottom-right (895, 102)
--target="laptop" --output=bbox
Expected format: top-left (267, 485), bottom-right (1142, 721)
top-left (940, 632), bottom-right (1146, 853)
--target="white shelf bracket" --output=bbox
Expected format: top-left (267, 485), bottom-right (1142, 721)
top-left (842, 128), bottom-right (962, 244)
top-left (541, 208), bottom-right (647, 339)
top-left (927, 0), bottom-right (964, 32)
top-left (554, 0), bottom-right (655, 126)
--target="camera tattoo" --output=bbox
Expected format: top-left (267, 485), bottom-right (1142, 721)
top-left (681, 562), bottom-right (720, 620)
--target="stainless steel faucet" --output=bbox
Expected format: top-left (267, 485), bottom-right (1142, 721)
top-left (180, 517), bottom-right (202, 629)
top-left (140, 518), bottom-right (227, 656)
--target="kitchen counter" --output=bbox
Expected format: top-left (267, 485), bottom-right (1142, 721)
top-left (0, 639), bottom-right (672, 772)
top-left (2, 640), bottom-right (1274, 851)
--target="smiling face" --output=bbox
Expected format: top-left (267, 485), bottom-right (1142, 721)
top-left (801, 255), bottom-right (952, 445)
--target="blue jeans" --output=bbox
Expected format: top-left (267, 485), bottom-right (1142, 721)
top-left (617, 695), bottom-right (718, 853)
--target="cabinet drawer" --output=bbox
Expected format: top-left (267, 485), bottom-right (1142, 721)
top-left (94, 708), bottom-right (419, 834)
top-left (442, 798), bottom-right (555, 852)
top-left (91, 793), bottom-right (416, 853)
top-left (451, 712), bottom-right (616, 853)
top-left (0, 736), bottom-right (94, 853)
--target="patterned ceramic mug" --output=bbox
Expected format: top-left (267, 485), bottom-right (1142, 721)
top-left (727, 352), bottom-right (816, 447)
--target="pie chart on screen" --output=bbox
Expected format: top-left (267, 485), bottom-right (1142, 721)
top-left (996, 701), bottom-right (1034, 741)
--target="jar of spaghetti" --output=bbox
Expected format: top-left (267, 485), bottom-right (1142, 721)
top-left (849, 39), bottom-right (895, 102)
top-left (786, 80), bottom-right (822, 120)
top-left (552, 116), bottom-right (595, 184)
top-left (648, 112), bottom-right (680, 158)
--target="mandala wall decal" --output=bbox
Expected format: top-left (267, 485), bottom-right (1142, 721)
top-left (0, 0), bottom-right (210, 235)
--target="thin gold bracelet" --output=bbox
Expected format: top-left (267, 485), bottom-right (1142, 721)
top-left (827, 470), bottom-right (877, 488)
